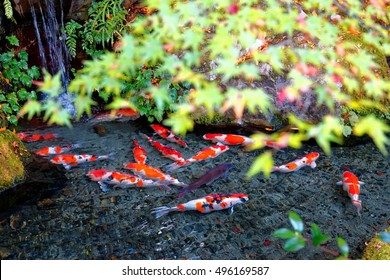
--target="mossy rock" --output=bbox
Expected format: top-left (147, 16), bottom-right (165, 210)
top-left (0, 129), bottom-right (30, 189)
top-left (362, 227), bottom-right (390, 260)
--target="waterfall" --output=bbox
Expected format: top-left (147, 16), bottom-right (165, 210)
top-left (29, 0), bottom-right (76, 116)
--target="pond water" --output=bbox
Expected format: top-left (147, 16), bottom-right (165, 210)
top-left (0, 119), bottom-right (389, 260)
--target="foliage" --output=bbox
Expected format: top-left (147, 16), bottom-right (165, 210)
top-left (3, 0), bottom-right (16, 23)
top-left (0, 36), bottom-right (40, 125)
top-left (273, 211), bottom-right (349, 259)
top-left (21, 0), bottom-right (390, 174)
top-left (64, 0), bottom-right (128, 58)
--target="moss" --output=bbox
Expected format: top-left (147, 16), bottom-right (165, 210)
top-left (193, 112), bottom-right (235, 126)
top-left (362, 227), bottom-right (390, 260)
top-left (0, 129), bottom-right (30, 189)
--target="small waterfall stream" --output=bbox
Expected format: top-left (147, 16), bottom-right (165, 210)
top-left (29, 0), bottom-right (76, 115)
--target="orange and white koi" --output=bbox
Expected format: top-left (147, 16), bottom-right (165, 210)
top-left (151, 193), bottom-right (249, 218)
top-left (133, 139), bottom-right (147, 164)
top-left (150, 124), bottom-right (188, 148)
top-left (271, 152), bottom-right (319, 173)
top-left (87, 169), bottom-right (170, 192)
top-left (89, 108), bottom-right (140, 124)
top-left (166, 144), bottom-right (230, 171)
top-left (336, 171), bottom-right (364, 215)
top-left (34, 143), bottom-right (81, 156)
top-left (51, 153), bottom-right (113, 170)
top-left (203, 133), bottom-right (254, 146)
top-left (264, 132), bottom-right (290, 151)
top-left (140, 133), bottom-right (185, 162)
top-left (124, 162), bottom-right (187, 187)
top-left (17, 132), bottom-right (58, 142)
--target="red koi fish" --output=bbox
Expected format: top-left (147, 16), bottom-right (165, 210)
top-left (133, 139), bottom-right (147, 164)
top-left (17, 132), bottom-right (58, 142)
top-left (151, 193), bottom-right (249, 218)
top-left (166, 144), bottom-right (230, 171)
top-left (271, 152), bottom-right (319, 173)
top-left (336, 171), bottom-right (364, 215)
top-left (140, 133), bottom-right (185, 162)
top-left (34, 143), bottom-right (81, 156)
top-left (177, 163), bottom-right (233, 198)
top-left (51, 153), bottom-right (113, 170)
top-left (150, 124), bottom-right (188, 148)
top-left (87, 169), bottom-right (170, 192)
top-left (89, 108), bottom-right (140, 124)
top-left (203, 133), bottom-right (254, 146)
top-left (124, 162), bottom-right (187, 187)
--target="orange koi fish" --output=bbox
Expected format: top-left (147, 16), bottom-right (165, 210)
top-left (271, 152), bottom-right (319, 173)
top-left (264, 132), bottom-right (290, 151)
top-left (166, 144), bottom-right (230, 171)
top-left (203, 133), bottom-right (254, 146)
top-left (140, 133), bottom-right (185, 162)
top-left (89, 108), bottom-right (140, 124)
top-left (34, 143), bottom-right (81, 156)
top-left (17, 132), bottom-right (58, 142)
top-left (151, 193), bottom-right (249, 218)
top-left (51, 153), bottom-right (113, 170)
top-left (150, 124), bottom-right (188, 148)
top-left (124, 162), bottom-right (188, 187)
top-left (133, 139), bottom-right (147, 164)
top-left (336, 171), bottom-right (364, 215)
top-left (87, 169), bottom-right (170, 192)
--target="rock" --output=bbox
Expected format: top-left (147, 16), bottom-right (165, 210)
top-left (362, 227), bottom-right (390, 260)
top-left (0, 146), bottom-right (67, 215)
top-left (0, 129), bottom-right (29, 189)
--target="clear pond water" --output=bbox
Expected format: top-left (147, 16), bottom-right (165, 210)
top-left (0, 120), bottom-right (389, 260)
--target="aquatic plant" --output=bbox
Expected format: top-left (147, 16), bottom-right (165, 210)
top-left (20, 0), bottom-right (390, 176)
top-left (273, 211), bottom-right (350, 259)
top-left (0, 36), bottom-right (40, 125)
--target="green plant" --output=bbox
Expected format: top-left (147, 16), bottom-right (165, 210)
top-left (0, 36), bottom-right (40, 125)
top-left (3, 0), bottom-right (16, 23)
top-left (273, 211), bottom-right (350, 259)
top-left (21, 0), bottom-right (390, 175)
top-left (64, 0), bottom-right (128, 58)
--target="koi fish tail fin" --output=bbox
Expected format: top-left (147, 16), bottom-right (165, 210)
top-left (154, 181), bottom-right (172, 191)
top-left (166, 160), bottom-right (186, 171)
top-left (99, 152), bottom-right (115, 161)
top-left (98, 181), bottom-right (110, 192)
top-left (151, 206), bottom-right (176, 218)
top-left (139, 132), bottom-right (150, 141)
top-left (271, 166), bottom-right (279, 172)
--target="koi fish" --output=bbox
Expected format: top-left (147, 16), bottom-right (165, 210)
top-left (336, 171), bottom-right (364, 215)
top-left (203, 133), bottom-right (254, 146)
top-left (150, 124), bottom-right (188, 148)
top-left (133, 139), bottom-right (147, 164)
top-left (264, 132), bottom-right (290, 151)
top-left (177, 163), bottom-right (233, 198)
top-left (34, 143), bottom-right (81, 156)
top-left (140, 133), bottom-right (185, 162)
top-left (271, 152), bottom-right (319, 173)
top-left (51, 153), bottom-right (113, 170)
top-left (17, 132), bottom-right (58, 142)
top-left (123, 162), bottom-right (188, 187)
top-left (87, 169), bottom-right (170, 192)
top-left (89, 108), bottom-right (140, 124)
top-left (166, 144), bottom-right (230, 171)
top-left (151, 193), bottom-right (248, 218)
